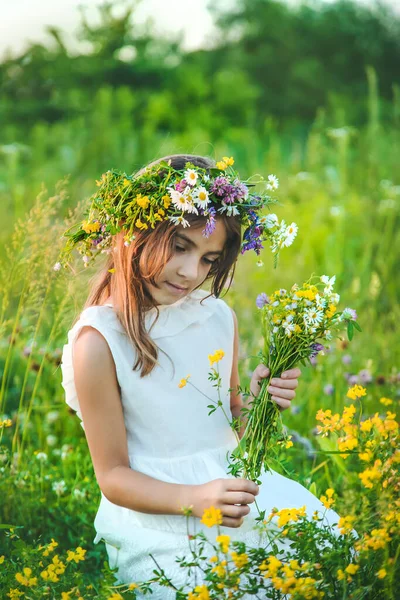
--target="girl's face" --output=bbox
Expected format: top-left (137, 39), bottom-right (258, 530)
top-left (146, 218), bottom-right (227, 306)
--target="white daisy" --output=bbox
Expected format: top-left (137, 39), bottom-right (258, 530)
top-left (168, 188), bottom-right (198, 213)
top-left (168, 215), bottom-right (190, 228)
top-left (52, 480), bottom-right (67, 496)
top-left (304, 307), bottom-right (324, 326)
top-left (184, 168), bottom-right (198, 186)
top-left (259, 213), bottom-right (278, 229)
top-left (36, 452), bottom-right (48, 462)
top-left (282, 222), bottom-right (298, 247)
top-left (193, 186), bottom-right (210, 209)
top-left (266, 174), bottom-right (279, 191)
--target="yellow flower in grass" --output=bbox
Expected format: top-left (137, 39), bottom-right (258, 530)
top-left (380, 397), bottom-right (393, 406)
top-left (271, 505), bottom-right (306, 528)
top-left (216, 534), bottom-right (230, 553)
top-left (320, 488), bottom-right (335, 509)
top-left (0, 419), bottom-right (12, 427)
top-left (377, 568), bottom-right (387, 579)
top-left (358, 459), bottom-right (382, 489)
top-left (7, 590), bottom-right (24, 599)
top-left (201, 505), bottom-right (223, 528)
top-left (15, 567), bottom-right (38, 587)
top-left (208, 349), bottom-right (225, 366)
top-left (178, 374), bottom-right (191, 388)
top-left (346, 385), bottom-right (367, 400)
top-left (345, 563), bottom-right (359, 575)
top-left (108, 594), bottom-right (123, 600)
top-left (66, 546), bottom-right (86, 563)
top-left (338, 515), bottom-right (356, 535)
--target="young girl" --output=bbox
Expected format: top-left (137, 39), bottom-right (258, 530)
top-left (60, 154), bottom-right (340, 598)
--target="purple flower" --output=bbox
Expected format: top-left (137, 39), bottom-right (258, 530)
top-left (358, 369), bottom-right (373, 384)
top-left (310, 356), bottom-right (318, 367)
top-left (175, 179), bottom-right (187, 192)
top-left (200, 206), bottom-right (217, 238)
top-left (348, 374), bottom-right (360, 385)
top-left (342, 307), bottom-right (358, 321)
top-left (323, 384), bottom-right (334, 395)
top-left (256, 293), bottom-right (270, 308)
top-left (342, 354), bottom-right (352, 365)
top-left (309, 343), bottom-right (325, 359)
top-left (211, 176), bottom-right (230, 197)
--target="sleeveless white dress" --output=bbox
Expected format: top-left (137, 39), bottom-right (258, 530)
top-left (60, 288), bottom-right (340, 598)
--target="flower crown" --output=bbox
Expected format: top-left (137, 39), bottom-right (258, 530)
top-left (54, 156), bottom-right (298, 271)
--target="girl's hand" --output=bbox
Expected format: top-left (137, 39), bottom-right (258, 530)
top-left (250, 365), bottom-right (301, 411)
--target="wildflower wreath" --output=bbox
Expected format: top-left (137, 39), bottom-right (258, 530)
top-left (55, 156), bottom-right (298, 270)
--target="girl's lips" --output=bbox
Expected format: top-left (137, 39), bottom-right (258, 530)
top-left (165, 282), bottom-right (188, 294)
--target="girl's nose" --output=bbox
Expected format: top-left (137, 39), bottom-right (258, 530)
top-left (177, 255), bottom-right (200, 282)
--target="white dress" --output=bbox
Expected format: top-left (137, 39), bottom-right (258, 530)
top-left (61, 288), bottom-right (340, 598)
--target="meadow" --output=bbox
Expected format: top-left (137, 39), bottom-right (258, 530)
top-left (0, 69), bottom-right (399, 598)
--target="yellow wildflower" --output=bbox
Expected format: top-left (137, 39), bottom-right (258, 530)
top-left (325, 304), bottom-right (337, 318)
top-left (360, 418), bottom-right (373, 432)
top-left (216, 534), bottom-right (230, 553)
top-left (345, 563), bottom-right (359, 575)
top-left (178, 374), bottom-right (191, 388)
top-left (0, 555), bottom-right (4, 564)
top-left (222, 156), bottom-right (235, 166)
top-left (320, 488), bottom-right (335, 509)
top-left (201, 506), bottom-right (223, 528)
top-left (0, 419), bottom-right (12, 427)
top-left (135, 218), bottom-right (148, 230)
top-left (272, 506), bottom-right (306, 528)
top-left (230, 551), bottom-right (249, 568)
top-left (135, 194), bottom-right (150, 209)
top-left (338, 515), bottom-right (356, 535)
top-left (377, 568), bottom-right (387, 579)
top-left (380, 397), bottom-right (393, 406)
top-left (358, 459), bottom-right (382, 489)
top-left (7, 590), bottom-right (24, 599)
top-left (211, 563), bottom-right (226, 578)
top-left (162, 194), bottom-right (171, 208)
top-left (82, 220), bottom-right (101, 234)
top-left (15, 567), bottom-right (38, 587)
top-left (285, 439), bottom-right (293, 448)
top-left (337, 569), bottom-right (345, 581)
top-left (208, 349), bottom-right (225, 366)
top-left (66, 546), bottom-right (86, 563)
top-left (108, 594), bottom-right (123, 600)
top-left (216, 160), bottom-right (227, 170)
top-left (346, 384), bottom-right (367, 400)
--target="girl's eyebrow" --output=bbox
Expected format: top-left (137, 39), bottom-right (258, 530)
top-left (176, 233), bottom-right (223, 255)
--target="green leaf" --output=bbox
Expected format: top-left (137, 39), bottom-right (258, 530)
top-left (347, 321), bottom-right (354, 341)
top-left (353, 321), bottom-right (362, 332)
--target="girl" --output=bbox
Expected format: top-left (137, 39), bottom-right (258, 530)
top-left (60, 154), bottom-right (340, 598)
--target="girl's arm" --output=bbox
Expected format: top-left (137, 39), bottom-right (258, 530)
top-left (229, 308), bottom-right (301, 439)
top-left (72, 327), bottom-right (196, 515)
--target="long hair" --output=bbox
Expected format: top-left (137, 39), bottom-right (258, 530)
top-left (82, 154), bottom-right (242, 377)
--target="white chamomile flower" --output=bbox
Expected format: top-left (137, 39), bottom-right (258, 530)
top-left (36, 452), bottom-right (48, 462)
top-left (168, 188), bottom-right (198, 213)
top-left (266, 174), bottom-right (279, 191)
top-left (168, 215), bottom-right (190, 228)
top-left (184, 168), bottom-right (198, 186)
top-left (304, 307), bottom-right (324, 326)
top-left (259, 213), bottom-right (278, 229)
top-left (193, 186), bottom-right (210, 209)
top-left (282, 223), bottom-right (298, 248)
top-left (320, 275), bottom-right (336, 294)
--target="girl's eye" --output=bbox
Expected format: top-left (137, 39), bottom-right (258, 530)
top-left (175, 245), bottom-right (216, 266)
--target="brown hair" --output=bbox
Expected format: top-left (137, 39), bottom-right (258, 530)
top-left (82, 154), bottom-right (242, 377)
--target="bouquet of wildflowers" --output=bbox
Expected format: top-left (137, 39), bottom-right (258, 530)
top-left (231, 275), bottom-right (361, 481)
